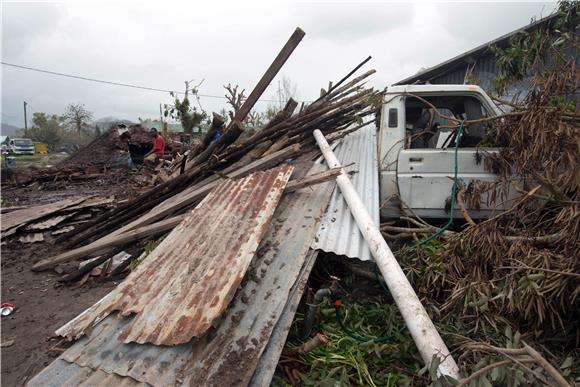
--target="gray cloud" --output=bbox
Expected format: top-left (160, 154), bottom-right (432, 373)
top-left (1, 1), bottom-right (558, 129)
top-left (1, 2), bottom-right (64, 57)
top-left (295, 2), bottom-right (413, 44)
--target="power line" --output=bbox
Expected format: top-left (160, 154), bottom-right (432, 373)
top-left (1, 62), bottom-right (283, 103)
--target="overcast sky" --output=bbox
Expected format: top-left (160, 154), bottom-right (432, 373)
top-left (1, 0), bottom-right (556, 129)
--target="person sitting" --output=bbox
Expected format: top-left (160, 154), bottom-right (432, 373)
top-left (144, 128), bottom-right (165, 166)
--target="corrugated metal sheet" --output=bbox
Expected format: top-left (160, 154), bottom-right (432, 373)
top-left (25, 214), bottom-right (74, 231)
top-left (56, 166), bottom-right (294, 345)
top-left (1, 197), bottom-right (86, 234)
top-left (312, 125), bottom-right (379, 261)
top-left (249, 250), bottom-right (319, 386)
top-left (27, 359), bottom-right (147, 387)
top-left (35, 161), bottom-right (335, 387)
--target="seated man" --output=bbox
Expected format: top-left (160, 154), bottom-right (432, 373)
top-left (144, 128), bottom-right (165, 166)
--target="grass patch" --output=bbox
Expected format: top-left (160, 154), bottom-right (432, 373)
top-left (12, 155), bottom-right (42, 161)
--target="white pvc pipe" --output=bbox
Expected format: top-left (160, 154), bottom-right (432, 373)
top-left (313, 129), bottom-right (460, 379)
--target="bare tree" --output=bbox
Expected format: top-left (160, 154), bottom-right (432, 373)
top-left (224, 83), bottom-right (246, 121)
top-left (280, 76), bottom-right (297, 105)
top-left (63, 103), bottom-right (93, 138)
top-left (245, 110), bottom-right (264, 128)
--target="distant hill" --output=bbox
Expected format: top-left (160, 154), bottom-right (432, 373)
top-left (1, 123), bottom-right (21, 137)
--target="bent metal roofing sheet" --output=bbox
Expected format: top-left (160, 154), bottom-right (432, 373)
top-left (30, 161), bottom-right (335, 387)
top-left (56, 165), bottom-right (293, 346)
top-left (312, 125), bottom-right (379, 261)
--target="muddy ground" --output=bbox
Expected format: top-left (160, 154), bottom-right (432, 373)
top-left (1, 163), bottom-right (145, 385)
top-left (1, 241), bottom-right (117, 386)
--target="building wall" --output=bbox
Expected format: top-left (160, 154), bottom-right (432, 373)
top-left (426, 53), bottom-right (530, 102)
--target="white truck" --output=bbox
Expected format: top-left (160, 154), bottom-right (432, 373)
top-left (8, 138), bottom-right (35, 155)
top-left (378, 84), bottom-right (513, 220)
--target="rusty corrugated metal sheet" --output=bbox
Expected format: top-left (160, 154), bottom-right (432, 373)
top-left (27, 359), bottom-right (147, 387)
top-left (34, 161), bottom-right (335, 387)
top-left (56, 166), bottom-right (294, 345)
top-left (312, 125), bottom-right (380, 261)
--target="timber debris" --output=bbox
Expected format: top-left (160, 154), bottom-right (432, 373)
top-left (22, 26), bottom-right (382, 387)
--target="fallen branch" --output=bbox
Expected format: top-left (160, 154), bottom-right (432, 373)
top-left (457, 359), bottom-right (536, 386)
top-left (283, 333), bottom-right (330, 355)
top-left (523, 342), bottom-right (572, 387)
top-left (466, 343), bottom-right (570, 387)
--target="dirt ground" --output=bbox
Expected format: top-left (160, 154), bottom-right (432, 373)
top-left (1, 162), bottom-right (145, 385)
top-left (1, 241), bottom-right (117, 386)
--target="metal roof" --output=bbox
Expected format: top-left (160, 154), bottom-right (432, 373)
top-left (394, 13), bottom-right (559, 85)
top-left (27, 359), bottom-right (147, 387)
top-left (56, 166), bottom-right (294, 345)
top-left (250, 249), bottom-right (320, 386)
top-left (1, 197), bottom-right (87, 233)
top-left (312, 125), bottom-right (379, 261)
top-left (34, 161), bottom-right (336, 387)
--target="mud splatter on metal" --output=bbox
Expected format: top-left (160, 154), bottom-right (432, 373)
top-left (56, 166), bottom-right (293, 345)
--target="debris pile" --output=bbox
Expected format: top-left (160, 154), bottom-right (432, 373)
top-left (1, 196), bottom-right (117, 246)
top-left (26, 28), bottom-right (384, 387)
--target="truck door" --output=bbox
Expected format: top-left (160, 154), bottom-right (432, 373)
top-left (396, 94), bottom-right (509, 219)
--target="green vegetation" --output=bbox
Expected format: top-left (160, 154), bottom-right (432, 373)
top-left (20, 103), bottom-right (98, 152)
top-left (12, 154), bottom-right (42, 161)
top-left (164, 80), bottom-right (207, 133)
top-left (491, 0), bottom-right (579, 95)
top-left (284, 299), bottom-right (426, 387)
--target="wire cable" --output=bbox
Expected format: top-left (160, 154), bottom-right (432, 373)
top-left (419, 120), bottom-right (465, 245)
top-left (1, 61), bottom-right (284, 103)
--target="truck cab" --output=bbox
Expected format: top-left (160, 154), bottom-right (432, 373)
top-left (9, 138), bottom-right (35, 155)
top-left (378, 84), bottom-right (511, 219)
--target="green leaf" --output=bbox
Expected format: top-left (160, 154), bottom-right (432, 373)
top-left (429, 355), bottom-right (441, 381)
top-left (560, 356), bottom-right (573, 369)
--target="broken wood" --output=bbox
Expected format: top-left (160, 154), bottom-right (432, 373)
top-left (232, 27), bottom-right (304, 124)
top-left (59, 251), bottom-right (119, 283)
top-left (32, 215), bottom-right (185, 271)
top-left (284, 167), bottom-right (342, 193)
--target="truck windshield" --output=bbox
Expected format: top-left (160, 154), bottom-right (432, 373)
top-left (405, 95), bottom-right (490, 149)
top-left (14, 139), bottom-right (33, 146)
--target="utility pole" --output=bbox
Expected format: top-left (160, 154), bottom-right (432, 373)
top-left (23, 101), bottom-right (28, 137)
top-left (159, 103), bottom-right (164, 128)
top-left (277, 80), bottom-right (282, 110)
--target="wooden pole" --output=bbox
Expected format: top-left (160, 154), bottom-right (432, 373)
top-left (230, 27), bottom-right (305, 124)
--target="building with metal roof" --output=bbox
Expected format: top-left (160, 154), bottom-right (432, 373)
top-left (394, 12), bottom-right (570, 100)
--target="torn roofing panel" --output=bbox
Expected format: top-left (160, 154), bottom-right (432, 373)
top-left (312, 125), bottom-right (380, 261)
top-left (1, 197), bottom-right (87, 233)
top-left (56, 165), bottom-right (294, 345)
top-left (47, 162), bottom-right (335, 387)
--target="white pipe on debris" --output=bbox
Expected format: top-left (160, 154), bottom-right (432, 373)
top-left (313, 129), bottom-right (460, 379)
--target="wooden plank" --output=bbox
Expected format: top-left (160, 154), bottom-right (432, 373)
top-left (31, 215), bottom-right (185, 271)
top-left (32, 145), bottom-right (301, 271)
top-left (284, 167), bottom-right (342, 193)
top-left (232, 27), bottom-right (304, 124)
top-left (106, 144), bottom-right (302, 238)
top-left (249, 250), bottom-right (320, 387)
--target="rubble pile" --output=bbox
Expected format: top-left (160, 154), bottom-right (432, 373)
top-left (25, 28), bottom-right (386, 387)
